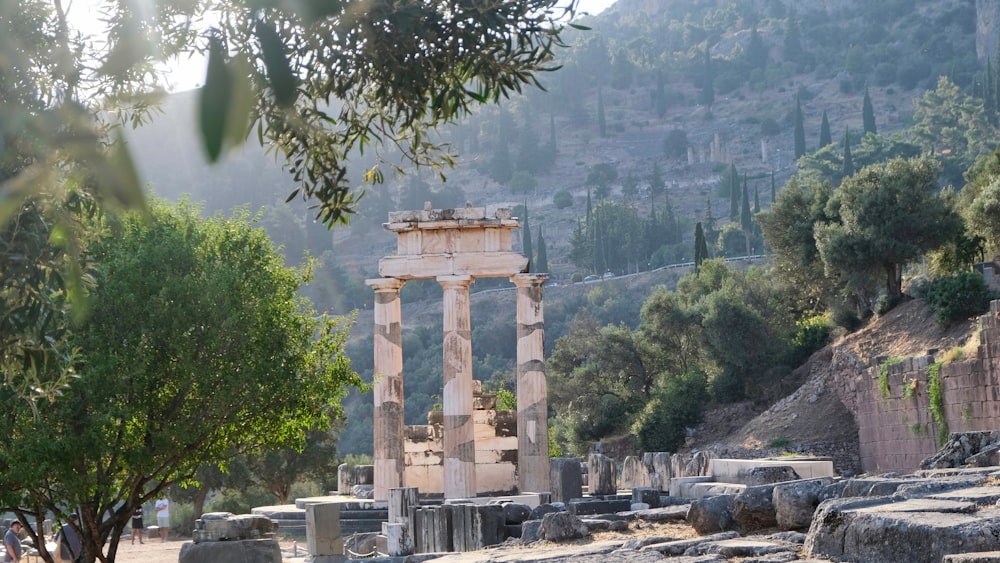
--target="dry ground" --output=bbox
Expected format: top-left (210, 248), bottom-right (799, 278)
top-left (101, 537), bottom-right (307, 563)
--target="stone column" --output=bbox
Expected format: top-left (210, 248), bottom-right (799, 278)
top-left (366, 278), bottom-right (406, 501)
top-left (438, 275), bottom-right (476, 499)
top-left (511, 273), bottom-right (550, 493)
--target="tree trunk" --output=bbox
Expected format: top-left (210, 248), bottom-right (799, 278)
top-left (886, 262), bottom-right (902, 298)
top-left (193, 486), bottom-right (209, 520)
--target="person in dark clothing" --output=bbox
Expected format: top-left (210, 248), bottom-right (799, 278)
top-left (131, 506), bottom-right (144, 545)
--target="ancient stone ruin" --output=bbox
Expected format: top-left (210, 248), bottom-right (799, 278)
top-left (365, 203), bottom-right (549, 500)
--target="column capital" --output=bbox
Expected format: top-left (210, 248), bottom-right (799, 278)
top-left (366, 277), bottom-right (406, 291)
top-left (510, 273), bottom-right (548, 287)
top-left (437, 274), bottom-right (473, 288)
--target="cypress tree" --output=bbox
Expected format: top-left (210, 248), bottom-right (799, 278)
top-left (794, 93), bottom-right (806, 159)
top-left (694, 222), bottom-right (708, 273)
top-left (586, 189), bottom-right (593, 224)
top-left (700, 47), bottom-right (714, 106)
top-left (535, 226), bottom-right (549, 273)
top-left (654, 69), bottom-right (668, 118)
top-left (740, 174), bottom-right (752, 255)
top-left (597, 86), bottom-right (607, 137)
top-left (522, 202), bottom-right (533, 271)
top-left (593, 211), bottom-right (606, 274)
top-left (729, 164), bottom-right (739, 221)
top-left (842, 127), bottom-right (853, 178)
top-left (819, 110), bottom-right (832, 147)
top-left (753, 183), bottom-right (760, 214)
top-left (770, 170), bottom-right (776, 203)
top-left (862, 86), bottom-right (877, 135)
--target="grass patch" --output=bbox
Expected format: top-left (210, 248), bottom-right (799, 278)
top-left (767, 437), bottom-right (792, 449)
top-left (878, 357), bottom-right (903, 399)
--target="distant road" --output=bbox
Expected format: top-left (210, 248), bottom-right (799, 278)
top-left (470, 255), bottom-right (769, 296)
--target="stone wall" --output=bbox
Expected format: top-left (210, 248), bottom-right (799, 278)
top-left (833, 301), bottom-right (1000, 474)
top-left (403, 392), bottom-right (518, 497)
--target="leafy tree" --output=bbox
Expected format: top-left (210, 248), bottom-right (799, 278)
top-left (815, 157), bottom-right (964, 302)
top-left (632, 371), bottom-right (709, 452)
top-left (699, 47), bottom-right (715, 106)
top-left (553, 190), bottom-right (574, 209)
top-left (621, 172), bottom-right (639, 204)
top-left (758, 177), bottom-right (836, 314)
top-left (911, 76), bottom-right (993, 186)
top-left (794, 94), bottom-right (806, 159)
top-left (510, 170), bottom-right (538, 195)
top-left (744, 26), bottom-right (767, 70)
top-left (245, 424), bottom-right (344, 505)
top-left (862, 86), bottom-right (877, 135)
top-left (3, 0), bottom-right (577, 227)
top-left (587, 163), bottom-right (618, 200)
top-left (649, 162), bottom-right (666, 211)
top-left (819, 110), bottom-right (832, 148)
top-left (924, 272), bottom-right (994, 328)
top-left (664, 129), bottom-right (690, 161)
top-left (0, 201), bottom-right (359, 563)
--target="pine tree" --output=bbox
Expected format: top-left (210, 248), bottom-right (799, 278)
top-left (597, 86), bottom-right (607, 137)
top-left (842, 127), bottom-right (854, 178)
top-left (694, 222), bottom-right (708, 273)
top-left (729, 164), bottom-right (739, 221)
top-left (794, 93), bottom-right (806, 159)
top-left (522, 202), bottom-right (533, 272)
top-left (535, 226), bottom-right (549, 273)
top-left (862, 86), bottom-right (877, 135)
top-left (819, 110), bottom-right (832, 147)
top-left (753, 183), bottom-right (760, 214)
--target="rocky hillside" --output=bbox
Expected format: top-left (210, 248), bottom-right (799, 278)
top-left (685, 298), bottom-right (979, 475)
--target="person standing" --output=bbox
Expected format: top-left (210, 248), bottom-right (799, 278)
top-left (55, 514), bottom-right (81, 563)
top-left (154, 499), bottom-right (169, 542)
top-left (3, 521), bottom-right (21, 563)
top-left (130, 506), bottom-right (144, 545)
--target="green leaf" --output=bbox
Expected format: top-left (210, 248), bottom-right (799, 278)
top-left (199, 35), bottom-right (232, 162)
top-left (224, 55), bottom-right (255, 150)
top-left (255, 20), bottom-right (298, 108)
top-left (569, 23), bottom-right (591, 30)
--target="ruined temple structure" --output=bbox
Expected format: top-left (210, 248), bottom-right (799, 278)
top-left (365, 203), bottom-right (549, 501)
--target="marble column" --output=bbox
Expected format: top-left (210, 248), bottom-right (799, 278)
top-left (366, 278), bottom-right (406, 501)
top-left (511, 273), bottom-right (550, 493)
top-left (438, 275), bottom-right (476, 499)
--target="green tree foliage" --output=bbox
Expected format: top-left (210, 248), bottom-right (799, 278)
top-left (0, 201), bottom-right (359, 563)
top-left (911, 76), bottom-right (993, 186)
top-left (553, 190), bottom-right (574, 209)
top-left (744, 26), bottom-right (767, 70)
top-left (729, 164), bottom-right (740, 221)
top-left (842, 127), bottom-right (854, 178)
top-left (740, 174), bottom-right (753, 252)
top-left (654, 69), bottom-right (669, 118)
top-left (569, 201), bottom-right (674, 275)
top-left (245, 423), bottom-right (345, 505)
top-left (663, 129), bottom-right (689, 161)
top-left (587, 163), bottom-right (618, 200)
top-left (3, 0), bottom-right (577, 227)
top-left (862, 86), bottom-right (877, 135)
top-left (522, 204), bottom-right (533, 271)
top-left (757, 177), bottom-right (836, 314)
top-left (621, 172), bottom-right (639, 204)
top-left (924, 272), bottom-right (994, 328)
top-left (632, 371), bottom-right (709, 452)
top-left (510, 170), bottom-right (538, 195)
top-left (815, 157), bottom-right (964, 303)
top-left (597, 87), bottom-right (607, 137)
top-left (699, 47), bottom-right (715, 106)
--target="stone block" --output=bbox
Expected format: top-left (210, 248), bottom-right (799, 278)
top-left (354, 466), bottom-right (375, 485)
top-left (540, 511), bottom-right (589, 541)
top-left (550, 458), bottom-right (583, 503)
top-left (632, 487), bottom-right (661, 508)
top-left (192, 513), bottom-right (277, 543)
top-left (412, 506), bottom-right (452, 554)
top-left (687, 495), bottom-right (736, 535)
top-left (306, 503), bottom-right (343, 556)
top-left (773, 478), bottom-right (833, 531)
top-left (178, 538), bottom-right (282, 563)
top-left (503, 503), bottom-right (532, 525)
top-left (588, 454), bottom-right (617, 496)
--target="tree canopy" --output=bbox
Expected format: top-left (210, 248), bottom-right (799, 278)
top-left (0, 201), bottom-right (360, 563)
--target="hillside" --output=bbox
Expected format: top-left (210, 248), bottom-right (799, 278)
top-left (684, 298), bottom-right (979, 475)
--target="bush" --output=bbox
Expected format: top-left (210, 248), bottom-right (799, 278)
top-left (925, 272), bottom-right (993, 327)
top-left (784, 314), bottom-right (832, 366)
top-left (553, 190), bottom-right (574, 209)
top-left (632, 371), bottom-right (709, 452)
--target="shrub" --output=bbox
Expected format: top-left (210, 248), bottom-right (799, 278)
top-left (784, 314), bottom-right (832, 366)
top-left (632, 371), bottom-right (709, 452)
top-left (553, 190), bottom-right (574, 209)
top-left (925, 272), bottom-right (993, 328)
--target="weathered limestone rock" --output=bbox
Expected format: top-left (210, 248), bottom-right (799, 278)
top-left (732, 485), bottom-right (778, 533)
top-left (804, 494), bottom-right (1000, 562)
top-left (639, 531), bottom-right (739, 556)
top-left (632, 487), bottom-right (660, 509)
top-left (588, 454), bottom-right (617, 496)
top-left (530, 503), bottom-right (562, 521)
top-left (944, 552), bottom-right (1000, 563)
top-left (651, 453), bottom-right (673, 492)
top-left (687, 495), bottom-right (736, 535)
top-left (620, 456), bottom-right (651, 489)
top-left (683, 538), bottom-right (798, 558)
top-left (541, 511), bottom-right (590, 541)
top-left (192, 513), bottom-right (277, 543)
top-left (306, 503), bottom-right (344, 557)
top-left (738, 466), bottom-right (800, 487)
top-left (520, 520), bottom-right (543, 542)
top-left (921, 431), bottom-right (1000, 469)
top-left (772, 478), bottom-right (832, 530)
top-left (412, 505), bottom-right (453, 553)
top-left (178, 539), bottom-right (281, 563)
top-left (451, 504), bottom-right (505, 552)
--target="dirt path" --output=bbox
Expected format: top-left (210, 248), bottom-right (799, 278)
top-left (103, 537), bottom-right (307, 563)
